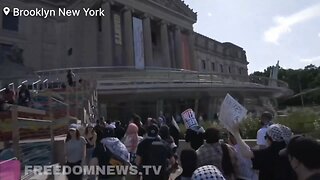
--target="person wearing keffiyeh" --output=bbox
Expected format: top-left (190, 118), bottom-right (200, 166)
top-left (192, 165), bottom-right (226, 180)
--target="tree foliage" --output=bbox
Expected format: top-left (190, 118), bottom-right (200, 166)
top-left (251, 64), bottom-right (320, 106)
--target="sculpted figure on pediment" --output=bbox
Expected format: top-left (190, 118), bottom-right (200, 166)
top-left (150, 0), bottom-right (196, 19)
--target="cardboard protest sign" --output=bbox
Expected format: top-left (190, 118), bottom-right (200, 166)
top-left (181, 109), bottom-right (198, 128)
top-left (218, 94), bottom-right (247, 132)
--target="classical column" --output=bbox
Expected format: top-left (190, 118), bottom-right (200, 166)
top-left (174, 26), bottom-right (183, 69)
top-left (123, 7), bottom-right (134, 67)
top-left (194, 98), bottom-right (199, 116)
top-left (208, 97), bottom-right (215, 121)
top-left (188, 31), bottom-right (197, 70)
top-left (101, 0), bottom-right (113, 66)
top-left (160, 21), bottom-right (171, 67)
top-left (156, 99), bottom-right (164, 118)
top-left (143, 14), bottom-right (153, 67)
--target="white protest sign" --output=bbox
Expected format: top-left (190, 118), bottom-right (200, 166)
top-left (181, 108), bottom-right (198, 128)
top-left (218, 94), bottom-right (247, 132)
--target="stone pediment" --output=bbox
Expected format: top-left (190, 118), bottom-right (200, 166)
top-left (150, 0), bottom-right (197, 20)
top-left (21, 0), bottom-right (79, 7)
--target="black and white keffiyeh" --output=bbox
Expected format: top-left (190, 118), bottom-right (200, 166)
top-left (279, 124), bottom-right (292, 144)
top-left (191, 165), bottom-right (226, 180)
top-left (266, 124), bottom-right (284, 142)
top-left (101, 137), bottom-right (130, 164)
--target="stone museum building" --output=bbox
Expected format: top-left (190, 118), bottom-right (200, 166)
top-left (0, 0), bottom-right (292, 121)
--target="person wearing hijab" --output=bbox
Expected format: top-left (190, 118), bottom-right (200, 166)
top-left (122, 123), bottom-right (142, 164)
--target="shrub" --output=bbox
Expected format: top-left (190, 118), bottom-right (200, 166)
top-left (274, 109), bottom-right (320, 138)
top-left (177, 107), bottom-right (320, 139)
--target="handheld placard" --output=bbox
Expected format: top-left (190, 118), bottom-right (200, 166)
top-left (181, 108), bottom-right (198, 129)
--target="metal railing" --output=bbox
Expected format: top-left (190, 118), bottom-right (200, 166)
top-left (249, 75), bottom-right (289, 88)
top-left (33, 66), bottom-right (288, 87)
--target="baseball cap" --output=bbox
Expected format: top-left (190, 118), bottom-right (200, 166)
top-left (279, 135), bottom-right (320, 169)
top-left (147, 124), bottom-right (159, 137)
top-left (69, 124), bottom-right (78, 131)
top-left (192, 165), bottom-right (225, 180)
top-left (265, 124), bottom-right (284, 142)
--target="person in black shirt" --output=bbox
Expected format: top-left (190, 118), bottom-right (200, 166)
top-left (166, 117), bottom-right (180, 148)
top-left (280, 135), bottom-right (320, 180)
top-left (18, 84), bottom-right (31, 107)
top-left (90, 127), bottom-right (123, 180)
top-left (230, 124), bottom-right (295, 180)
top-left (159, 125), bottom-right (177, 152)
top-left (94, 118), bottom-right (107, 145)
top-left (136, 124), bottom-right (175, 180)
top-left (115, 121), bottom-right (125, 140)
top-left (67, 70), bottom-right (75, 87)
top-left (185, 126), bottom-right (205, 150)
top-left (178, 149), bottom-right (198, 179)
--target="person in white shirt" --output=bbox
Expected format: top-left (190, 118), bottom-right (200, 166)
top-left (256, 112), bottom-right (273, 149)
top-left (229, 132), bottom-right (258, 180)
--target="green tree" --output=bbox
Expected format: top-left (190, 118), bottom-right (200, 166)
top-left (250, 64), bottom-right (320, 106)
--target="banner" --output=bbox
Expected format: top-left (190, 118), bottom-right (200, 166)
top-left (181, 34), bottom-right (191, 69)
top-left (181, 109), bottom-right (198, 128)
top-left (113, 14), bottom-right (122, 45)
top-left (169, 31), bottom-right (175, 67)
top-left (218, 94), bottom-right (247, 132)
top-left (133, 17), bottom-right (145, 69)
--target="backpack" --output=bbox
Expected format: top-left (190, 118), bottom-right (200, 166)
top-left (145, 139), bottom-right (171, 176)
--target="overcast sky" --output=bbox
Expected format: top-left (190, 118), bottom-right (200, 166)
top-left (184, 0), bottom-right (320, 73)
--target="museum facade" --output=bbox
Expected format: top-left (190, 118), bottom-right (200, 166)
top-left (0, 0), bottom-right (291, 121)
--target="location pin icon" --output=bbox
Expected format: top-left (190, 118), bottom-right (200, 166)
top-left (3, 7), bottom-right (10, 16)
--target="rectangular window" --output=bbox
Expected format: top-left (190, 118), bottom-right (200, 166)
top-left (220, 64), bottom-right (223, 73)
top-left (202, 60), bottom-right (206, 70)
top-left (211, 63), bottom-right (215, 71)
top-left (2, 12), bottom-right (19, 31)
top-left (151, 32), bottom-right (157, 45)
top-left (0, 43), bottom-right (13, 63)
top-left (229, 66), bottom-right (231, 73)
top-left (239, 68), bottom-right (242, 75)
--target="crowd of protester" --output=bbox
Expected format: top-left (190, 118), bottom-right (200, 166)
top-left (62, 111), bottom-right (320, 180)
top-left (0, 84), bottom-right (31, 111)
top-left (0, 69), bottom-right (89, 112)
